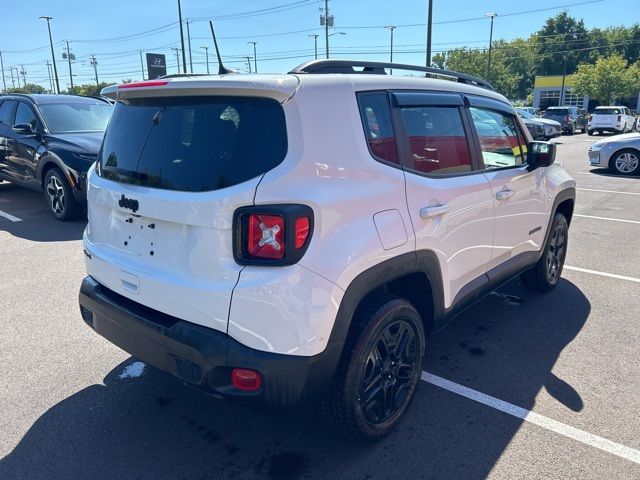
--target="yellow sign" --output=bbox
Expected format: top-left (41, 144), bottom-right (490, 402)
top-left (534, 75), bottom-right (575, 88)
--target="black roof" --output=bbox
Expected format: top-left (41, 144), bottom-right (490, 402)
top-left (0, 93), bottom-right (110, 105)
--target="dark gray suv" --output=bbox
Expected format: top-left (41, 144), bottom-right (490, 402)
top-left (542, 106), bottom-right (587, 134)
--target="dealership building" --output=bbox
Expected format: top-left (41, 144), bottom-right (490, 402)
top-left (532, 75), bottom-right (640, 112)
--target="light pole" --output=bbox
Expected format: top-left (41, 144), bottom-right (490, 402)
top-left (484, 12), bottom-right (497, 80)
top-left (186, 20), bottom-right (193, 73)
top-left (426, 0), bottom-right (433, 67)
top-left (46, 61), bottom-right (53, 93)
top-left (247, 42), bottom-right (257, 73)
top-left (0, 51), bottom-right (6, 92)
top-left (12, 68), bottom-right (20, 88)
top-left (176, 0), bottom-right (187, 74)
top-left (90, 54), bottom-right (99, 86)
top-left (327, 31), bottom-right (346, 59)
top-left (385, 26), bottom-right (396, 74)
top-left (201, 46), bottom-right (210, 74)
top-left (245, 56), bottom-right (252, 73)
top-left (324, 0), bottom-right (330, 59)
top-left (308, 34), bottom-right (319, 60)
top-left (20, 65), bottom-right (27, 85)
top-left (139, 50), bottom-right (145, 80)
top-left (40, 16), bottom-right (60, 94)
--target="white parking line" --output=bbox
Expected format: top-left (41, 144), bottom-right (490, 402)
top-left (564, 266), bottom-right (640, 283)
top-left (422, 372), bottom-right (640, 465)
top-left (0, 209), bottom-right (22, 222)
top-left (577, 188), bottom-right (640, 196)
top-left (578, 172), bottom-right (640, 179)
top-left (574, 214), bottom-right (640, 225)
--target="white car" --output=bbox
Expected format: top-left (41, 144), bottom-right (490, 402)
top-left (79, 60), bottom-right (576, 440)
top-left (587, 106), bottom-right (635, 135)
top-left (588, 132), bottom-right (640, 175)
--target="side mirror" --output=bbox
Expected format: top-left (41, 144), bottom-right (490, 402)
top-left (528, 141), bottom-right (556, 168)
top-left (12, 123), bottom-right (36, 135)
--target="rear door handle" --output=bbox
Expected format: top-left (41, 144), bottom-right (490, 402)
top-left (420, 204), bottom-right (449, 219)
top-left (496, 189), bottom-right (515, 201)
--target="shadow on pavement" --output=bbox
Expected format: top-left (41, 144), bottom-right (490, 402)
top-left (587, 168), bottom-right (640, 179)
top-left (0, 182), bottom-right (85, 242)
top-left (0, 278), bottom-right (590, 480)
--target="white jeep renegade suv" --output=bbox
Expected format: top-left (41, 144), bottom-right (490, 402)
top-left (79, 60), bottom-right (576, 440)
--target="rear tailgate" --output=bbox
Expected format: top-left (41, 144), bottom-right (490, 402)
top-left (84, 78), bottom-right (295, 334)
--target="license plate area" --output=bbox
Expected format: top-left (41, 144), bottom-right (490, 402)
top-left (119, 213), bottom-right (158, 257)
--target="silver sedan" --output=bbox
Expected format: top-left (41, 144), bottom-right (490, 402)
top-left (588, 133), bottom-right (640, 175)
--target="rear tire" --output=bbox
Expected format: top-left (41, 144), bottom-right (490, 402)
top-left (322, 296), bottom-right (425, 441)
top-left (44, 168), bottom-right (80, 221)
top-left (520, 213), bottom-right (568, 292)
top-left (587, 130), bottom-right (594, 136)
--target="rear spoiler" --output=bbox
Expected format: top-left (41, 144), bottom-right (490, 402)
top-left (100, 84), bottom-right (118, 100)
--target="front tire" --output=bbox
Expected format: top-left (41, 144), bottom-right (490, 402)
top-left (610, 149), bottom-right (640, 176)
top-left (322, 296), bottom-right (425, 441)
top-left (44, 168), bottom-right (80, 221)
top-left (520, 213), bottom-right (568, 292)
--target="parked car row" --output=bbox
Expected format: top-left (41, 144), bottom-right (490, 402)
top-left (0, 93), bottom-right (113, 220)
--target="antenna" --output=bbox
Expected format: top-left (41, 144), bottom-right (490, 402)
top-left (209, 21), bottom-right (234, 74)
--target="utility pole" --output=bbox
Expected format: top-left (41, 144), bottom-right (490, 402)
top-left (171, 47), bottom-right (181, 73)
top-left (426, 0), bottom-right (433, 67)
top-left (484, 12), bottom-right (497, 80)
top-left (64, 40), bottom-right (74, 92)
top-left (245, 56), bottom-right (252, 73)
top-left (12, 68), bottom-right (20, 88)
top-left (20, 65), bottom-right (27, 86)
top-left (46, 61), bottom-right (53, 93)
top-left (0, 51), bottom-right (6, 92)
top-left (176, 0), bottom-right (187, 74)
top-left (559, 54), bottom-right (568, 106)
top-left (308, 34), bottom-right (318, 60)
top-left (248, 42), bottom-right (258, 73)
top-left (385, 26), bottom-right (396, 74)
top-left (322, 0), bottom-right (332, 59)
top-left (90, 54), bottom-right (99, 85)
top-left (40, 16), bottom-right (60, 94)
top-left (186, 20), bottom-right (193, 73)
top-left (9, 68), bottom-right (15, 89)
top-left (201, 46), bottom-right (209, 73)
top-left (139, 50), bottom-right (145, 80)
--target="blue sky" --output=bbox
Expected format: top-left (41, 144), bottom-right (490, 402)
top-left (1, 0), bottom-right (635, 89)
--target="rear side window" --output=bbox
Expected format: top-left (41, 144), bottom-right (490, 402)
top-left (357, 92), bottom-right (398, 164)
top-left (0, 100), bottom-right (17, 125)
top-left (98, 96), bottom-right (287, 192)
top-left (470, 108), bottom-right (525, 168)
top-left (399, 106), bottom-right (472, 175)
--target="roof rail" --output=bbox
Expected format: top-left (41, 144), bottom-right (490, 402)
top-left (288, 59), bottom-right (494, 91)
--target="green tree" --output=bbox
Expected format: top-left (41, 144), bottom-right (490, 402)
top-left (572, 54), bottom-right (640, 103)
top-left (534, 12), bottom-right (590, 76)
top-left (73, 82), bottom-right (113, 97)
top-left (6, 83), bottom-right (47, 94)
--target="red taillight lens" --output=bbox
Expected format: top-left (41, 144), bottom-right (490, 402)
top-left (295, 217), bottom-right (310, 249)
top-left (588, 115), bottom-right (592, 121)
top-left (247, 214), bottom-right (285, 259)
top-left (231, 368), bottom-right (262, 391)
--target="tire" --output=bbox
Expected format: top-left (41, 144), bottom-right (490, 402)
top-left (44, 168), bottom-right (80, 221)
top-left (610, 148), bottom-right (640, 176)
top-left (587, 130), bottom-right (594, 136)
top-left (322, 296), bottom-right (425, 441)
top-left (520, 213), bottom-right (568, 292)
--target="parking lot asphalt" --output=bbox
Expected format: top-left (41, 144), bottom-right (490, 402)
top-left (1, 133), bottom-right (639, 480)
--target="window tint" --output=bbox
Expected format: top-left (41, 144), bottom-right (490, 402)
top-left (99, 96), bottom-right (287, 192)
top-left (15, 103), bottom-right (38, 130)
top-left (0, 100), bottom-right (17, 125)
top-left (357, 92), bottom-right (398, 164)
top-left (399, 106), bottom-right (472, 175)
top-left (470, 107), bottom-right (525, 169)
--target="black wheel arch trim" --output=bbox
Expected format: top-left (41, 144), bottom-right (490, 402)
top-left (37, 153), bottom-right (83, 193)
top-left (540, 187), bottom-right (575, 261)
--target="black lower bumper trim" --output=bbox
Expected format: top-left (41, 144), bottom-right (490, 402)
top-left (78, 276), bottom-right (338, 411)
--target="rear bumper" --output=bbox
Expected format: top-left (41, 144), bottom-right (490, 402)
top-left (79, 276), bottom-right (337, 411)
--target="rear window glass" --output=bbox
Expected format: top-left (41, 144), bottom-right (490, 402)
top-left (544, 108), bottom-right (569, 116)
top-left (98, 96), bottom-right (287, 192)
top-left (594, 108), bottom-right (621, 115)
